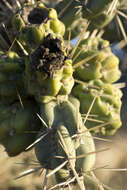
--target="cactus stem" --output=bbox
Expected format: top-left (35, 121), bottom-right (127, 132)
top-left (58, 0), bottom-right (73, 18)
top-left (47, 160), bottom-right (68, 178)
top-left (25, 132), bottom-right (48, 151)
top-left (57, 130), bottom-right (86, 190)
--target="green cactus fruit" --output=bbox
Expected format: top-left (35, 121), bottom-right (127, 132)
top-left (18, 26), bottom-right (45, 53)
top-left (1, 133), bottom-right (37, 157)
top-left (72, 79), bottom-right (123, 135)
top-left (82, 0), bottom-right (119, 30)
top-left (49, 19), bottom-right (65, 37)
top-left (48, 8), bottom-right (58, 20)
top-left (27, 4), bottom-right (65, 37)
top-left (24, 34), bottom-right (74, 103)
top-left (73, 36), bottom-right (121, 83)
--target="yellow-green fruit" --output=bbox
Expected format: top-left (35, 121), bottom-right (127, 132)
top-left (49, 8), bottom-right (58, 20)
top-left (7, 51), bottom-right (20, 59)
top-left (73, 36), bottom-right (121, 83)
top-left (50, 19), bottom-right (65, 36)
top-left (18, 26), bottom-right (45, 52)
top-left (72, 79), bottom-right (123, 135)
top-left (24, 35), bottom-right (74, 103)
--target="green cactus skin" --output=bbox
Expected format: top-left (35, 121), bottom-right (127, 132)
top-left (35, 98), bottom-right (80, 170)
top-left (39, 99), bottom-right (78, 136)
top-left (35, 123), bottom-right (76, 180)
top-left (35, 98), bottom-right (96, 181)
top-left (55, 0), bottom-right (85, 39)
top-left (73, 37), bottom-right (121, 83)
top-left (35, 132), bottom-right (53, 169)
top-left (54, 167), bottom-right (70, 183)
top-left (68, 95), bottom-right (80, 112)
top-left (1, 133), bottom-right (37, 157)
top-left (72, 79), bottom-right (123, 135)
top-left (0, 100), bottom-right (41, 141)
top-left (54, 123), bottom-right (76, 182)
top-left (56, 123), bottom-right (76, 163)
top-left (0, 51), bottom-right (24, 73)
top-left (75, 125), bottom-right (96, 173)
top-left (18, 26), bottom-right (45, 53)
top-left (82, 0), bottom-right (119, 30)
top-left (0, 51), bottom-right (27, 103)
top-left (11, 14), bottom-right (25, 33)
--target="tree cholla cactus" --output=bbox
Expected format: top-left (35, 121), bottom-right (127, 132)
top-left (0, 0), bottom-right (126, 189)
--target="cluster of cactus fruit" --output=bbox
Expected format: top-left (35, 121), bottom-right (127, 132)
top-left (0, 0), bottom-right (126, 189)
